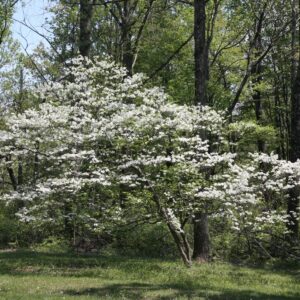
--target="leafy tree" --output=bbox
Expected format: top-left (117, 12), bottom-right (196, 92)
top-left (1, 57), bottom-right (298, 264)
top-left (0, 0), bottom-right (18, 45)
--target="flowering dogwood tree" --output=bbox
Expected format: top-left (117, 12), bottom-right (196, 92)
top-left (1, 57), bottom-right (298, 265)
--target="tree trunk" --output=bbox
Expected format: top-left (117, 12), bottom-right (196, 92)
top-left (291, 0), bottom-right (297, 86)
top-left (288, 0), bottom-right (300, 241)
top-left (274, 85), bottom-right (286, 159)
top-left (120, 0), bottom-right (134, 75)
top-left (192, 212), bottom-right (210, 262)
top-left (161, 208), bottom-right (192, 267)
top-left (6, 156), bottom-right (17, 191)
top-left (194, 0), bottom-right (208, 105)
top-left (79, 0), bottom-right (94, 57)
top-left (193, 0), bottom-right (210, 262)
top-left (252, 26), bottom-right (264, 152)
top-left (121, 26), bottom-right (134, 75)
top-left (289, 63), bottom-right (300, 240)
top-left (150, 188), bottom-right (192, 266)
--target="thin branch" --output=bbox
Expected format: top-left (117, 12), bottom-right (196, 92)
top-left (146, 32), bottom-right (194, 82)
top-left (12, 17), bottom-right (62, 58)
top-left (227, 15), bottom-right (295, 117)
top-left (131, 0), bottom-right (155, 69)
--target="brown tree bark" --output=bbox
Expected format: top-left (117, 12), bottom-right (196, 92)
top-left (162, 208), bottom-right (192, 267)
top-left (194, 0), bottom-right (208, 105)
top-left (121, 24), bottom-right (134, 75)
top-left (251, 21), bottom-right (264, 152)
top-left (288, 0), bottom-right (300, 241)
top-left (79, 0), bottom-right (95, 57)
top-left (6, 156), bottom-right (17, 191)
top-left (192, 212), bottom-right (210, 262)
top-left (102, 0), bottom-right (155, 75)
top-left (193, 0), bottom-right (210, 262)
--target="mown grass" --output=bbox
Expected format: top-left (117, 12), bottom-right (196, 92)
top-left (0, 250), bottom-right (299, 299)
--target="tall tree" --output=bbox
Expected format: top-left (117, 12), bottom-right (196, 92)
top-left (193, 0), bottom-right (211, 262)
top-left (102, 0), bottom-right (156, 74)
top-left (194, 0), bottom-right (208, 106)
top-left (79, 0), bottom-right (95, 57)
top-left (288, 0), bottom-right (300, 240)
top-left (251, 6), bottom-right (264, 152)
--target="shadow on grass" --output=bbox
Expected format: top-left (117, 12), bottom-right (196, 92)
top-left (62, 282), bottom-right (300, 300)
top-left (0, 250), bottom-right (299, 282)
top-left (0, 251), bottom-right (299, 299)
top-left (0, 250), bottom-right (166, 277)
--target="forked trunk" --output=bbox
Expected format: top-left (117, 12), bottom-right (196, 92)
top-left (162, 208), bottom-right (192, 267)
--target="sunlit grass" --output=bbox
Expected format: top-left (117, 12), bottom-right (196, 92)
top-left (0, 250), bottom-right (299, 299)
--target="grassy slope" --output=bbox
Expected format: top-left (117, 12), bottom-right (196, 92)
top-left (0, 251), bottom-right (299, 300)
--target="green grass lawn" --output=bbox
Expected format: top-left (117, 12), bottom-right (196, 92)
top-left (0, 250), bottom-right (299, 299)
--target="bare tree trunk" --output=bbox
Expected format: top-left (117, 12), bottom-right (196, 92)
top-left (274, 85), bottom-right (286, 159)
top-left (192, 212), bottom-right (210, 262)
top-left (121, 25), bottom-right (134, 75)
top-left (288, 0), bottom-right (300, 241)
top-left (289, 70), bottom-right (300, 239)
top-left (6, 156), bottom-right (17, 191)
top-left (251, 25), bottom-right (264, 152)
top-left (291, 0), bottom-right (297, 86)
top-left (79, 0), bottom-right (94, 57)
top-left (193, 0), bottom-right (210, 262)
top-left (194, 0), bottom-right (208, 105)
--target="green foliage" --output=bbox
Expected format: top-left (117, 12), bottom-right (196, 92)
top-left (0, 213), bottom-right (18, 246)
top-left (112, 223), bottom-right (178, 258)
top-left (31, 236), bottom-right (71, 253)
top-left (0, 0), bottom-right (15, 43)
top-left (228, 121), bottom-right (278, 153)
top-left (136, 5), bottom-right (194, 104)
top-left (1, 0), bottom-right (298, 266)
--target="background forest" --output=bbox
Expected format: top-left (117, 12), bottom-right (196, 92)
top-left (0, 0), bottom-right (300, 270)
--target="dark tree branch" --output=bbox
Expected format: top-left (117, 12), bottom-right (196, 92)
top-left (146, 32), bottom-right (194, 82)
top-left (227, 13), bottom-right (295, 117)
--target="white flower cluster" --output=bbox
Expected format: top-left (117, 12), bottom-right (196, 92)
top-left (0, 56), bottom-right (297, 237)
